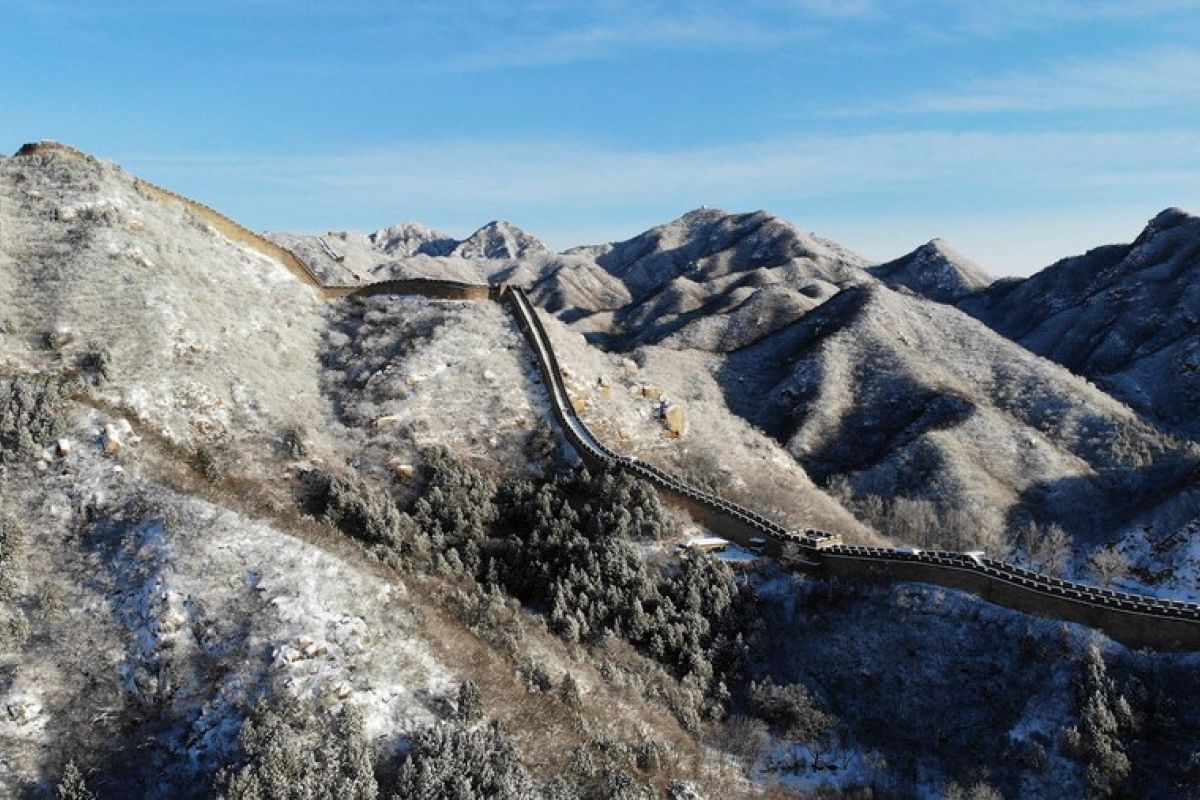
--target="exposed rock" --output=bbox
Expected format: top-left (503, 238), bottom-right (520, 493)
top-left (101, 424), bottom-right (123, 455)
top-left (664, 405), bottom-right (687, 436)
top-left (6, 701), bottom-right (40, 725)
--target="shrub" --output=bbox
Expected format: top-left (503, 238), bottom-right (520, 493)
top-left (56, 761), bottom-right (95, 800)
top-left (317, 472), bottom-right (404, 548)
top-left (748, 678), bottom-right (835, 744)
top-left (941, 782), bottom-right (1002, 800)
top-left (0, 517), bottom-right (22, 601)
top-left (518, 660), bottom-right (554, 694)
top-left (665, 782), bottom-right (704, 800)
top-left (1061, 646), bottom-right (1132, 797)
top-left (1087, 546), bottom-right (1130, 587)
top-left (394, 721), bottom-right (539, 800)
top-left (409, 446), bottom-right (497, 574)
top-left (559, 672), bottom-right (581, 707)
top-left (76, 344), bottom-right (111, 385)
top-left (0, 376), bottom-right (67, 463)
top-left (280, 425), bottom-right (309, 459)
top-left (456, 680), bottom-right (483, 725)
top-left (194, 445), bottom-right (223, 483)
top-left (215, 696), bottom-right (377, 800)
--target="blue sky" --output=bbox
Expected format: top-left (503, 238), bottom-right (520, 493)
top-left (4, 1), bottom-right (1200, 274)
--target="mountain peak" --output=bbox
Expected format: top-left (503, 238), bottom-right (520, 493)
top-left (870, 238), bottom-right (992, 303)
top-left (1134, 207), bottom-right (1197, 246)
top-left (449, 220), bottom-right (550, 260)
top-left (368, 221), bottom-right (457, 257)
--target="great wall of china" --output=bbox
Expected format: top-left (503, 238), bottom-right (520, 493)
top-left (17, 140), bottom-right (1200, 651)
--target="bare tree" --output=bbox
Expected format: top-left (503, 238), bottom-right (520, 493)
top-left (1033, 523), bottom-right (1073, 577)
top-left (1088, 546), bottom-right (1130, 587)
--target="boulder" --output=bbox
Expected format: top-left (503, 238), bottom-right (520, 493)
top-left (664, 405), bottom-right (687, 437)
top-left (6, 701), bottom-right (41, 725)
top-left (101, 424), bottom-right (123, 455)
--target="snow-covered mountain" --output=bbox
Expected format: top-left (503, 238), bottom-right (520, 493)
top-left (720, 282), bottom-right (1199, 552)
top-left (530, 207), bottom-right (871, 350)
top-left (7, 143), bottom-right (1200, 799)
top-left (869, 238), bottom-right (992, 303)
top-left (957, 208), bottom-right (1200, 438)
top-left (368, 220), bottom-right (457, 257)
top-left (448, 220), bottom-right (550, 260)
top-left (268, 219), bottom-right (552, 287)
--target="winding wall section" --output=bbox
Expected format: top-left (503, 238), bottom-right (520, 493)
top-left (21, 140), bottom-right (1200, 650)
top-left (504, 283), bottom-right (1200, 649)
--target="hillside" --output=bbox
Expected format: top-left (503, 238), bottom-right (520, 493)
top-left (502, 207), bottom-right (1200, 581)
top-left (958, 208), bottom-right (1200, 440)
top-left (720, 283), bottom-right (1200, 558)
top-left (0, 146), bottom-right (746, 797)
top-left (5, 144), bottom-right (1200, 798)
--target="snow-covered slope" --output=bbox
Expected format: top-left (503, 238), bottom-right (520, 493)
top-left (870, 238), bottom-right (992, 303)
top-left (531, 207), bottom-right (872, 351)
top-left (0, 147), bottom-right (332, 454)
top-left (959, 208), bottom-right (1200, 439)
top-left (719, 283), bottom-right (1200, 555)
top-left (0, 145), bottom-right (743, 796)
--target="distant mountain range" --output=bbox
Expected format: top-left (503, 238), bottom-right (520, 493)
top-left (279, 204), bottom-right (1200, 568)
top-left (303, 204), bottom-right (1200, 445)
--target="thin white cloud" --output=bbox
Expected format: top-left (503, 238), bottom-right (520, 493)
top-left (442, 9), bottom-right (793, 71)
top-left (838, 46), bottom-right (1200, 116)
top-left (121, 127), bottom-right (1200, 268)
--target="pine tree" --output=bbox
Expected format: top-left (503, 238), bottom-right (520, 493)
top-left (457, 679), bottom-right (484, 725)
top-left (559, 672), bottom-right (581, 707)
top-left (56, 762), bottom-right (95, 800)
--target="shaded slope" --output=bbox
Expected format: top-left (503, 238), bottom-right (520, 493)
top-left (958, 208), bottom-right (1200, 438)
top-left (720, 284), bottom-right (1200, 550)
